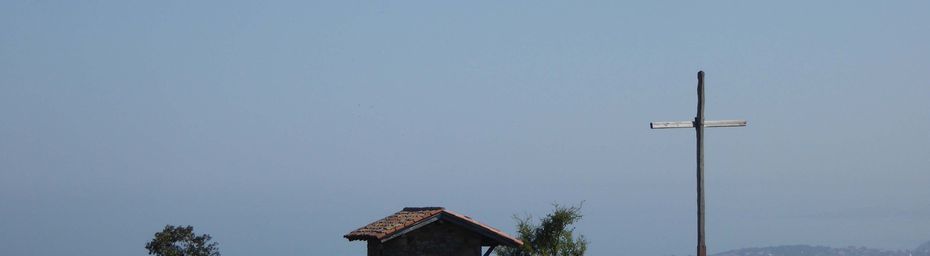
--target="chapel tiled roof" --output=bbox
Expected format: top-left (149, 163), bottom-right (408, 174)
top-left (344, 207), bottom-right (523, 247)
top-left (344, 207), bottom-right (445, 240)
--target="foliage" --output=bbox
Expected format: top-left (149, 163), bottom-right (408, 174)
top-left (495, 203), bottom-right (588, 256)
top-left (145, 225), bottom-right (220, 256)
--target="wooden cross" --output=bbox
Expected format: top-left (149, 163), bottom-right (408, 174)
top-left (650, 71), bottom-right (747, 256)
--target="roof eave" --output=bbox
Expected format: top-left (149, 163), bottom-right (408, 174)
top-left (438, 211), bottom-right (523, 247)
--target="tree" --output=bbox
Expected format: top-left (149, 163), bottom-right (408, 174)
top-left (145, 225), bottom-right (220, 256)
top-left (495, 203), bottom-right (588, 256)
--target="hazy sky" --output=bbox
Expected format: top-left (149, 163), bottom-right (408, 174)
top-left (1, 1), bottom-right (928, 255)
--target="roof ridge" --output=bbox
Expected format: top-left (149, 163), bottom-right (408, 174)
top-left (402, 207), bottom-right (444, 211)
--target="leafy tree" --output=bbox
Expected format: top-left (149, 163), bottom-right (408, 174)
top-left (496, 203), bottom-right (588, 256)
top-left (145, 225), bottom-right (220, 256)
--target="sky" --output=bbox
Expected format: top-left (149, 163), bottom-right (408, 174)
top-left (1, 1), bottom-right (928, 255)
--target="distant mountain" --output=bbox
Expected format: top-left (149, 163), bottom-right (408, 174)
top-left (711, 242), bottom-right (930, 256)
top-left (915, 241), bottom-right (930, 253)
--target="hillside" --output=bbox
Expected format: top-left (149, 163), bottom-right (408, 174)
top-left (712, 241), bottom-right (930, 256)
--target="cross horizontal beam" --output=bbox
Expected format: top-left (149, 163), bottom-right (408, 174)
top-left (650, 120), bottom-right (747, 129)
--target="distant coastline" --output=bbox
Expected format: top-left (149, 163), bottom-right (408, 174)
top-left (707, 241), bottom-right (930, 256)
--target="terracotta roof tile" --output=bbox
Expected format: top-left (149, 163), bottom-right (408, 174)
top-left (344, 207), bottom-right (444, 241)
top-left (344, 207), bottom-right (522, 247)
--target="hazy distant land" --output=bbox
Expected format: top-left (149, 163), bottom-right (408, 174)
top-left (707, 241), bottom-right (930, 256)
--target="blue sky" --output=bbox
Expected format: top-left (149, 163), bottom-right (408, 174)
top-left (1, 1), bottom-right (928, 255)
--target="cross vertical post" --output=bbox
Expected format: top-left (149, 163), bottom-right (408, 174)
top-left (696, 71), bottom-right (706, 256)
top-left (650, 71), bottom-right (746, 256)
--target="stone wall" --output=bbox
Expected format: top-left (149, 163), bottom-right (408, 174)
top-left (367, 221), bottom-right (483, 256)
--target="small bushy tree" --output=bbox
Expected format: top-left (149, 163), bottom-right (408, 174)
top-left (145, 225), bottom-right (220, 256)
top-left (496, 203), bottom-right (588, 256)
